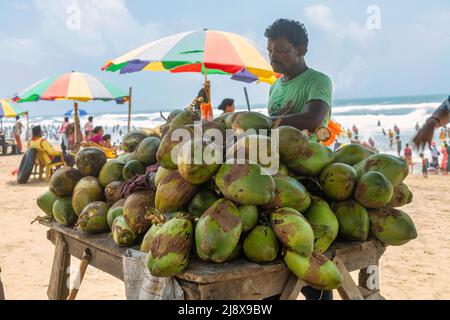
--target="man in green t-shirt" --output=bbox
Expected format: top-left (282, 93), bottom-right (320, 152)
top-left (264, 19), bottom-right (334, 301)
top-left (265, 19), bottom-right (333, 133)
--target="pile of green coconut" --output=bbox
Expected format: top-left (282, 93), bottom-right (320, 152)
top-left (36, 110), bottom-right (417, 291)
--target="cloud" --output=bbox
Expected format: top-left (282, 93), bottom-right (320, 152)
top-left (0, 35), bottom-right (45, 64)
top-left (29, 0), bottom-right (162, 58)
top-left (333, 55), bottom-right (369, 93)
top-left (304, 4), bottom-right (336, 32)
top-left (304, 4), bottom-right (372, 42)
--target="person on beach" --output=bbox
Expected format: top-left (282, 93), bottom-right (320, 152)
top-left (413, 95), bottom-right (450, 149)
top-left (347, 129), bottom-right (352, 139)
top-left (84, 116), bottom-right (94, 141)
top-left (446, 143), bottom-right (450, 174)
top-left (12, 116), bottom-right (23, 154)
top-left (28, 125), bottom-right (75, 167)
top-left (89, 126), bottom-right (105, 146)
top-left (102, 134), bottom-right (117, 150)
top-left (218, 98), bottom-right (235, 114)
top-left (382, 128), bottom-right (386, 136)
top-left (415, 122), bottom-right (420, 131)
top-left (368, 136), bottom-right (375, 148)
top-left (264, 18), bottom-right (333, 300)
top-left (388, 129), bottom-right (394, 147)
top-left (59, 117), bottom-right (69, 153)
top-left (420, 153), bottom-right (428, 178)
top-left (265, 19), bottom-right (332, 137)
top-left (430, 142), bottom-right (440, 169)
top-left (395, 136), bottom-right (402, 157)
top-left (351, 135), bottom-right (361, 144)
top-left (377, 120), bottom-right (381, 127)
top-left (394, 124), bottom-right (400, 136)
top-left (441, 142), bottom-right (448, 172)
top-left (439, 128), bottom-right (446, 142)
top-left (334, 140), bottom-right (342, 152)
top-left (404, 143), bottom-right (413, 172)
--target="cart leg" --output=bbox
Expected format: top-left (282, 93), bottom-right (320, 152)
top-left (67, 249), bottom-right (91, 300)
top-left (0, 268), bottom-right (5, 300)
top-left (47, 232), bottom-right (71, 300)
top-left (279, 273), bottom-right (307, 300)
top-left (333, 257), bottom-right (364, 300)
top-left (358, 265), bottom-right (385, 300)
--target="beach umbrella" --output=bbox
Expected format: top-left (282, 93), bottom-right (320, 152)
top-left (14, 71), bottom-right (130, 142)
top-left (102, 29), bottom-right (279, 114)
top-left (0, 98), bottom-right (28, 131)
top-left (65, 109), bottom-right (88, 117)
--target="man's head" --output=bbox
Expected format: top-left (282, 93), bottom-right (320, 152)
top-left (64, 117), bottom-right (69, 122)
top-left (406, 143), bottom-right (409, 148)
top-left (32, 125), bottom-right (42, 138)
top-left (16, 115), bottom-right (20, 120)
top-left (265, 19), bottom-right (309, 74)
top-left (88, 116), bottom-right (93, 122)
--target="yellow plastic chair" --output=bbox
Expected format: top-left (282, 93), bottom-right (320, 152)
top-left (33, 149), bottom-right (66, 181)
top-left (82, 141), bottom-right (117, 159)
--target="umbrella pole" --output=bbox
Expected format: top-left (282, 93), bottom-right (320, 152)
top-left (204, 69), bottom-right (211, 103)
top-left (128, 87), bottom-right (132, 133)
top-left (26, 112), bottom-right (30, 141)
top-left (74, 101), bottom-right (79, 144)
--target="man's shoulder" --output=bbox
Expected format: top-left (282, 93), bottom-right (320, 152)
top-left (307, 69), bottom-right (332, 85)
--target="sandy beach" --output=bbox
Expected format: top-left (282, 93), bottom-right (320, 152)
top-left (0, 153), bottom-right (449, 300)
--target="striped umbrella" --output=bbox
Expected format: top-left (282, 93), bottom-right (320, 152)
top-left (16, 72), bottom-right (128, 103)
top-left (15, 72), bottom-right (130, 142)
top-left (0, 99), bottom-right (28, 130)
top-left (102, 29), bottom-right (279, 85)
top-left (0, 99), bottom-right (27, 117)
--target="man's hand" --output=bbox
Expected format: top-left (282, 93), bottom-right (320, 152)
top-left (413, 117), bottom-right (439, 150)
top-left (271, 100), bottom-right (329, 132)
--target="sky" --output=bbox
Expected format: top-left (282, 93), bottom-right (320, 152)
top-left (0, 0), bottom-right (449, 116)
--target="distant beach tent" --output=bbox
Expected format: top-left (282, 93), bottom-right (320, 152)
top-left (14, 71), bottom-right (131, 142)
top-left (0, 98), bottom-right (28, 130)
top-left (65, 109), bottom-right (88, 117)
top-left (102, 29), bottom-right (280, 115)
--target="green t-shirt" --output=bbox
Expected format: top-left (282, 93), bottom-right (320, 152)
top-left (268, 68), bottom-right (333, 127)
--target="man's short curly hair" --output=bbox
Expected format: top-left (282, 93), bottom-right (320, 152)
top-left (264, 19), bottom-right (309, 48)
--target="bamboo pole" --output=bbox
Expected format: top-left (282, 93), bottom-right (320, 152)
top-left (128, 87), bottom-right (132, 133)
top-left (204, 68), bottom-right (211, 103)
top-left (26, 112), bottom-right (30, 141)
top-left (74, 101), bottom-right (79, 144)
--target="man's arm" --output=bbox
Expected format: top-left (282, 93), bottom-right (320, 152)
top-left (271, 100), bottom-right (329, 132)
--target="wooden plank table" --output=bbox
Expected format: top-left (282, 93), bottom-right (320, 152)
top-left (41, 221), bottom-right (386, 300)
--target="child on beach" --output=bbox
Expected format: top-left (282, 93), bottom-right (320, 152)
top-left (441, 143), bottom-right (448, 172)
top-left (388, 129), bottom-right (394, 147)
top-left (102, 134), bottom-right (117, 150)
top-left (420, 153), bottom-right (428, 178)
top-left (404, 144), bottom-right (413, 172)
top-left (395, 136), bottom-right (402, 157)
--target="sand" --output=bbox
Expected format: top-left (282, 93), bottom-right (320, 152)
top-left (0, 153), bottom-right (449, 300)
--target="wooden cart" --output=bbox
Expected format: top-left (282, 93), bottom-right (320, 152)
top-left (42, 221), bottom-right (386, 300)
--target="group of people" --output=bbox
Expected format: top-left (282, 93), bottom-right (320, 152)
top-left (57, 116), bottom-right (116, 153)
top-left (413, 141), bottom-right (450, 178)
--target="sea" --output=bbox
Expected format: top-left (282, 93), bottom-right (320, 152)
top-left (2, 93), bottom-right (448, 174)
